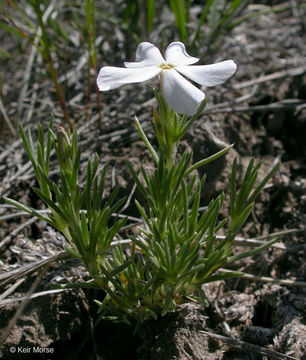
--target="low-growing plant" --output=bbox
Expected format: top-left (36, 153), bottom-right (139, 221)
top-left (4, 119), bottom-right (128, 285)
top-left (5, 41), bottom-right (279, 324)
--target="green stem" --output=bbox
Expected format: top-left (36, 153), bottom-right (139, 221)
top-left (165, 151), bottom-right (175, 169)
top-left (48, 61), bottom-right (73, 131)
top-left (34, 0), bottom-right (73, 130)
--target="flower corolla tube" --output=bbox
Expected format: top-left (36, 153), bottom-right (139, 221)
top-left (97, 42), bottom-right (237, 116)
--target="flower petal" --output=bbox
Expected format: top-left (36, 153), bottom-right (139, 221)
top-left (124, 42), bottom-right (165, 68)
top-left (164, 42), bottom-right (199, 66)
top-left (161, 69), bottom-right (205, 115)
top-left (97, 66), bottom-right (161, 91)
top-left (176, 60), bottom-right (237, 86)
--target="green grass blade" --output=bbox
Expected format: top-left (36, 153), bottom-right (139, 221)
top-left (169, 0), bottom-right (187, 41)
top-left (147, 0), bottom-right (155, 33)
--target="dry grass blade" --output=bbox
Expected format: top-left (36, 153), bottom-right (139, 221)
top-left (218, 228), bottom-right (306, 251)
top-left (0, 139), bottom-right (22, 163)
top-left (0, 96), bottom-right (16, 136)
top-left (220, 268), bottom-right (306, 287)
top-left (233, 66), bottom-right (306, 90)
top-left (205, 99), bottom-right (305, 114)
top-left (0, 217), bottom-right (38, 248)
top-left (0, 278), bottom-right (25, 301)
top-left (0, 288), bottom-right (65, 307)
top-left (17, 0), bottom-right (57, 118)
top-left (0, 236), bottom-right (132, 288)
top-left (199, 330), bottom-right (298, 360)
top-left (0, 251), bottom-right (69, 287)
top-left (0, 263), bottom-right (51, 347)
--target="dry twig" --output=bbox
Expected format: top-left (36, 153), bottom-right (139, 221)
top-left (199, 330), bottom-right (298, 360)
top-left (232, 66), bottom-right (306, 90)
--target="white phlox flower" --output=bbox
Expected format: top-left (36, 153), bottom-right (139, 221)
top-left (97, 42), bottom-right (237, 116)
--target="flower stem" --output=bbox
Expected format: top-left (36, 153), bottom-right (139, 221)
top-left (48, 61), bottom-right (73, 131)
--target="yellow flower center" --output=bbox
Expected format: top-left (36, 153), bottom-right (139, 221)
top-left (159, 63), bottom-right (174, 70)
